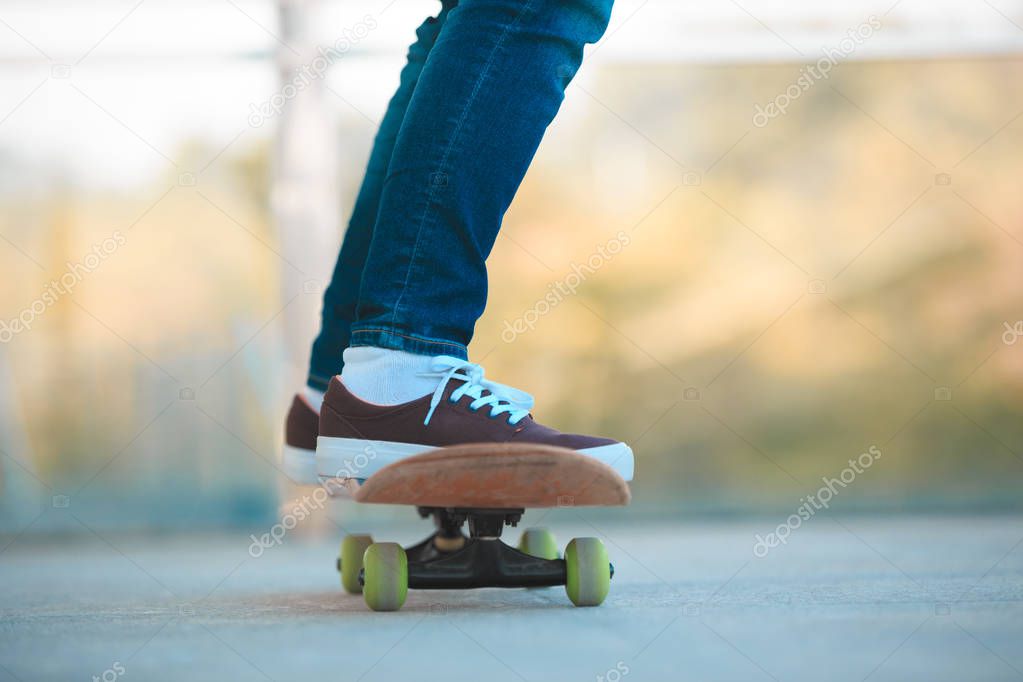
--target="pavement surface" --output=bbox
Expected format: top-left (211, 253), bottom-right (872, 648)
top-left (1, 515), bottom-right (1021, 681)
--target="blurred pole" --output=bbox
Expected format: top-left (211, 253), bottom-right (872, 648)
top-left (270, 0), bottom-right (341, 515)
top-left (273, 0), bottom-right (341, 390)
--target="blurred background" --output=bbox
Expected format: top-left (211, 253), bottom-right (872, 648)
top-left (1, 0), bottom-right (1022, 537)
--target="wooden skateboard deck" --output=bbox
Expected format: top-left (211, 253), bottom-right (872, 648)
top-left (353, 443), bottom-right (631, 509)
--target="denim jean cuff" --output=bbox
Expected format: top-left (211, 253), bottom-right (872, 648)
top-left (348, 326), bottom-right (468, 359)
top-left (306, 371), bottom-right (334, 392)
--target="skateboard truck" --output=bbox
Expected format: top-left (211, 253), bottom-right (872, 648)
top-left (358, 508), bottom-right (581, 590)
top-left (418, 506), bottom-right (520, 538)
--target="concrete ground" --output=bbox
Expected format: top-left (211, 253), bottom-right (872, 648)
top-left (1, 515), bottom-right (1021, 681)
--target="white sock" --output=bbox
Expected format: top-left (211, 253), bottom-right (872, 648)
top-left (303, 386), bottom-right (325, 412)
top-left (340, 347), bottom-right (438, 405)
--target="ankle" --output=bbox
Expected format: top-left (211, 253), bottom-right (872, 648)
top-left (302, 386), bottom-right (325, 412)
top-left (339, 347), bottom-right (437, 405)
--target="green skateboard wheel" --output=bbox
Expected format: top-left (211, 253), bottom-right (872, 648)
top-left (339, 534), bottom-right (374, 594)
top-left (564, 538), bottom-right (611, 607)
top-left (518, 528), bottom-right (559, 560)
top-left (363, 542), bottom-right (408, 612)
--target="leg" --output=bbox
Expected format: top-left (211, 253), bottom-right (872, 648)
top-left (313, 0), bottom-right (633, 488)
top-left (307, 1), bottom-right (457, 391)
top-left (351, 0), bottom-right (616, 357)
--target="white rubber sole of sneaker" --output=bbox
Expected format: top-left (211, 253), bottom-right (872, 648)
top-left (282, 443), bottom-right (320, 486)
top-left (315, 437), bottom-right (634, 482)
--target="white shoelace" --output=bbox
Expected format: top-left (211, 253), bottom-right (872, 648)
top-left (418, 356), bottom-right (534, 426)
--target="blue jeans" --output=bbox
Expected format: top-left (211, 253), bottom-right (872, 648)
top-left (308, 0), bottom-right (614, 391)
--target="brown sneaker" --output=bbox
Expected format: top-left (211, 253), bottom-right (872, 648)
top-left (315, 359), bottom-right (634, 482)
top-left (282, 393), bottom-right (320, 484)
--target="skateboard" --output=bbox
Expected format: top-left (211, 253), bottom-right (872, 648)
top-left (335, 443), bottom-right (631, 611)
